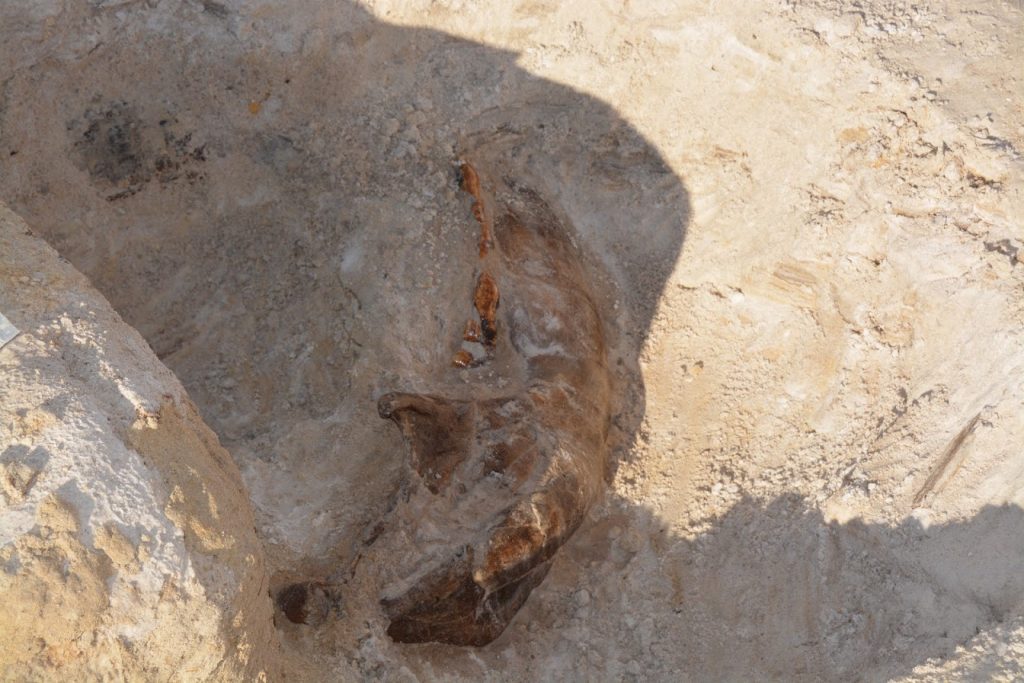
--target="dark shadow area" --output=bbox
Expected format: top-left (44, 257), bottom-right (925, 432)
top-left (500, 495), bottom-right (1024, 681)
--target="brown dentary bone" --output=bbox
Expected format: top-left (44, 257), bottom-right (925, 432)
top-left (377, 161), bottom-right (611, 646)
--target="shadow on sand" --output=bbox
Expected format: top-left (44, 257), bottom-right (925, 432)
top-left (461, 495), bottom-right (1024, 681)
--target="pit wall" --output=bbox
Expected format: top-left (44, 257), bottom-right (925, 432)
top-left (0, 204), bottom-right (280, 681)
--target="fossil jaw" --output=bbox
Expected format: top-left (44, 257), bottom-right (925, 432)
top-left (378, 162), bottom-right (611, 646)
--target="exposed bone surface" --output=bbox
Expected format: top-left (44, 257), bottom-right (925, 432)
top-left (377, 171), bottom-right (610, 644)
top-left (2, 0), bottom-right (1024, 680)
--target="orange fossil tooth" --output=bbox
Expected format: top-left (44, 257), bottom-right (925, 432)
top-left (460, 162), bottom-right (493, 256)
top-left (473, 272), bottom-right (499, 348)
top-left (458, 161), bottom-right (481, 199)
top-left (478, 221), bottom-right (492, 258)
top-left (471, 201), bottom-right (485, 225)
top-left (451, 349), bottom-right (474, 368)
top-left (462, 319), bottom-right (481, 343)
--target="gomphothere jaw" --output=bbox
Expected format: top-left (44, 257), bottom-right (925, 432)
top-left (271, 159), bottom-right (612, 645)
top-left (369, 163), bottom-right (611, 646)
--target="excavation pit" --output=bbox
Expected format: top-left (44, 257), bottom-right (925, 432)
top-left (10, 1), bottom-right (1020, 681)
top-left (0, 0), bottom-right (687, 673)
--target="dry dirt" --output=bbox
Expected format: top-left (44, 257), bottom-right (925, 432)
top-left (1, 0), bottom-right (1023, 680)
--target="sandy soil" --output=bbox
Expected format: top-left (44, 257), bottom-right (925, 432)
top-left (1, 0), bottom-right (1023, 680)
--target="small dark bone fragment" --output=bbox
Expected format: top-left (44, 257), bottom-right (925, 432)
top-left (379, 163), bottom-right (610, 645)
top-left (458, 160), bottom-right (480, 196)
